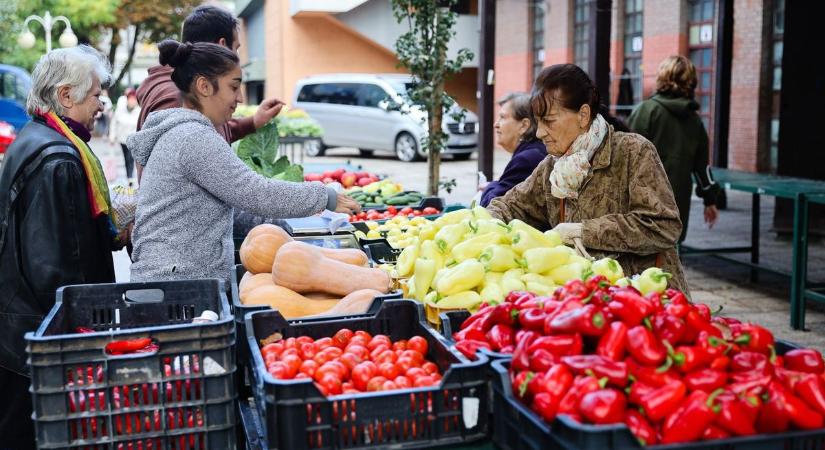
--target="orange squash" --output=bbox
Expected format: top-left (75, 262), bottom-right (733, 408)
top-left (241, 284), bottom-right (338, 318)
top-left (239, 225), bottom-right (293, 274)
top-left (304, 289), bottom-right (382, 318)
top-left (317, 248), bottom-right (369, 266)
top-left (272, 241), bottom-right (390, 296)
top-left (238, 272), bottom-right (275, 302)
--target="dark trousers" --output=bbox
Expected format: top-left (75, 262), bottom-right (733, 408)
top-left (121, 143), bottom-right (134, 179)
top-left (0, 367), bottom-right (36, 450)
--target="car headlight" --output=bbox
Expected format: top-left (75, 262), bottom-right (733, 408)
top-left (474, 122), bottom-right (480, 134)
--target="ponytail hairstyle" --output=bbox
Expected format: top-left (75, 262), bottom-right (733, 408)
top-left (157, 39), bottom-right (239, 109)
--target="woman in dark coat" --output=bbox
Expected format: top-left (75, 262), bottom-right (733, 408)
top-left (480, 93), bottom-right (547, 206)
top-left (628, 55), bottom-right (720, 242)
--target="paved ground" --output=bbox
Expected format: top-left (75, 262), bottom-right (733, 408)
top-left (89, 138), bottom-right (825, 351)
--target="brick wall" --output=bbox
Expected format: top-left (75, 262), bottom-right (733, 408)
top-left (495, 0), bottom-right (532, 100)
top-left (545, 0), bottom-right (573, 65)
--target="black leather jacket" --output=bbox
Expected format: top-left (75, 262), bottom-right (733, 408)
top-left (0, 118), bottom-right (115, 376)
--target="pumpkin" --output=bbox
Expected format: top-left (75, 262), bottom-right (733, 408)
top-left (241, 284), bottom-right (338, 318)
top-left (239, 225), bottom-right (292, 274)
top-left (272, 241), bottom-right (391, 296)
top-left (304, 289), bottom-right (382, 318)
top-left (238, 272), bottom-right (275, 302)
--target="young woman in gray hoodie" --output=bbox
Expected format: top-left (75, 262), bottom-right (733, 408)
top-left (126, 40), bottom-right (361, 283)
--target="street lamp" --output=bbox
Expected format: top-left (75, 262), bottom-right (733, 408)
top-left (18, 11), bottom-right (78, 53)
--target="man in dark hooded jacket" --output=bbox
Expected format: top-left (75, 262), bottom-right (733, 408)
top-left (629, 55), bottom-right (720, 242)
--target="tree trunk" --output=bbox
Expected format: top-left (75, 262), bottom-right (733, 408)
top-left (113, 24), bottom-right (141, 90)
top-left (427, 11), bottom-right (447, 197)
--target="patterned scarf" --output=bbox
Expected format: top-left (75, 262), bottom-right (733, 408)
top-left (39, 110), bottom-right (119, 240)
top-left (549, 114), bottom-right (608, 199)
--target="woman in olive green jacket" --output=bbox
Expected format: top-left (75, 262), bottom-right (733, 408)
top-left (628, 55), bottom-right (720, 242)
top-left (487, 64), bottom-right (688, 293)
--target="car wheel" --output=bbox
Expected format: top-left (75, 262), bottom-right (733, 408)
top-left (305, 140), bottom-right (326, 157)
top-left (358, 149), bottom-right (374, 157)
top-left (452, 152), bottom-right (472, 161)
top-left (395, 132), bottom-right (421, 162)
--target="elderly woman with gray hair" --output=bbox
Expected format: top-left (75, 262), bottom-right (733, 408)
top-left (0, 45), bottom-right (117, 448)
top-left (479, 93), bottom-right (547, 206)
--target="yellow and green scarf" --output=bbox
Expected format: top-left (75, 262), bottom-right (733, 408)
top-left (40, 110), bottom-right (119, 241)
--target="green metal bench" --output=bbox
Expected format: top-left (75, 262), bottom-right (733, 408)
top-left (680, 168), bottom-right (825, 330)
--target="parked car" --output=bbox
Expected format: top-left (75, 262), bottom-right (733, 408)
top-left (293, 74), bottom-right (478, 162)
top-left (0, 64), bottom-right (32, 164)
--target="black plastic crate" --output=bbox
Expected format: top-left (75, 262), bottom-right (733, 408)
top-left (246, 299), bottom-right (490, 450)
top-left (490, 340), bottom-right (825, 450)
top-left (229, 265), bottom-right (403, 398)
top-left (358, 238), bottom-right (401, 264)
top-left (438, 311), bottom-right (512, 361)
top-left (368, 196), bottom-right (445, 213)
top-left (26, 279), bottom-right (237, 450)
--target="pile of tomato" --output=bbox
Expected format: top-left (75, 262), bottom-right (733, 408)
top-left (349, 206), bottom-right (441, 222)
top-left (260, 329), bottom-right (443, 396)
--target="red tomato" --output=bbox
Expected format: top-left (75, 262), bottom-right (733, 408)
top-left (354, 330), bottom-right (372, 341)
top-left (366, 212), bottom-right (381, 220)
top-left (348, 336), bottom-right (369, 347)
top-left (300, 343), bottom-right (317, 360)
top-left (333, 329), bottom-right (353, 348)
top-left (280, 348), bottom-right (300, 359)
top-left (281, 354), bottom-right (302, 378)
top-left (392, 341), bottom-right (408, 351)
top-left (343, 388), bottom-right (360, 394)
top-left (314, 348), bottom-right (341, 366)
top-left (351, 362), bottom-right (378, 391)
top-left (368, 335), bottom-right (391, 351)
top-left (394, 376), bottom-right (412, 389)
top-left (367, 376), bottom-right (389, 392)
top-left (369, 345), bottom-right (390, 361)
top-left (400, 207), bottom-right (413, 215)
top-left (396, 357), bottom-right (416, 373)
top-left (401, 350), bottom-right (425, 365)
top-left (295, 372), bottom-right (311, 379)
top-left (296, 336), bottom-right (314, 346)
top-left (431, 373), bottom-right (442, 383)
top-left (283, 337), bottom-right (298, 350)
top-left (264, 352), bottom-right (278, 368)
top-left (345, 344), bottom-right (369, 360)
top-left (268, 362), bottom-right (291, 380)
top-left (406, 367), bottom-right (426, 379)
top-left (422, 207), bottom-right (439, 215)
top-left (413, 376), bottom-right (436, 387)
top-left (378, 362), bottom-right (400, 379)
top-left (319, 373), bottom-right (343, 396)
top-left (382, 380), bottom-right (399, 391)
top-left (261, 343), bottom-right (284, 359)
top-left (412, 210), bottom-right (422, 216)
top-left (316, 361), bottom-right (348, 381)
top-left (342, 381), bottom-right (354, 391)
top-left (339, 352), bottom-right (361, 370)
top-left (315, 337), bottom-right (334, 350)
top-left (373, 349), bottom-right (397, 365)
top-left (387, 206), bottom-right (397, 215)
top-left (407, 337), bottom-right (428, 356)
top-left (299, 360), bottom-right (319, 378)
top-left (421, 362), bottom-right (439, 376)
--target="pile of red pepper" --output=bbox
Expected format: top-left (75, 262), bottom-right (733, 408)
top-left (452, 276), bottom-right (825, 445)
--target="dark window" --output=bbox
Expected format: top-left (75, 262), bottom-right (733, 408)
top-left (450, 0), bottom-right (472, 15)
top-left (297, 83), bottom-right (359, 105)
top-left (688, 0), bottom-right (716, 133)
top-left (770, 0), bottom-right (784, 172)
top-left (621, 0), bottom-right (643, 111)
top-left (245, 81), bottom-right (265, 105)
top-left (573, 0), bottom-right (590, 75)
top-left (357, 84), bottom-right (390, 108)
top-left (531, 0), bottom-right (546, 79)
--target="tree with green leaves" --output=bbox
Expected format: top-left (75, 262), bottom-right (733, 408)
top-left (391, 0), bottom-right (474, 196)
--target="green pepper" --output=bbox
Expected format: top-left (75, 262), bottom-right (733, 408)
top-left (451, 232), bottom-right (503, 262)
top-left (518, 246), bottom-right (572, 274)
top-left (436, 259), bottom-right (485, 296)
top-left (591, 257), bottom-right (625, 283)
top-left (478, 244), bottom-right (519, 272)
top-left (395, 239), bottom-right (420, 277)
top-left (413, 257), bottom-right (437, 302)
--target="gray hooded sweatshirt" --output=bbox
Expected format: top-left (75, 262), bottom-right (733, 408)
top-left (126, 108), bottom-right (336, 283)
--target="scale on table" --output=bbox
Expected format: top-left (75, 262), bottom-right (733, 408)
top-left (279, 217), bottom-right (360, 250)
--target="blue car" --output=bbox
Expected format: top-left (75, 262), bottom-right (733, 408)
top-left (0, 64), bottom-right (32, 162)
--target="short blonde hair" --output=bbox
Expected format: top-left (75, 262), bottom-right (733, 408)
top-left (655, 55), bottom-right (697, 98)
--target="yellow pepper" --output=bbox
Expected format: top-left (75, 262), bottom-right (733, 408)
top-left (509, 219), bottom-right (550, 246)
top-left (478, 244), bottom-right (519, 272)
top-left (419, 240), bottom-right (445, 272)
top-left (521, 272), bottom-right (557, 287)
top-left (548, 262), bottom-right (587, 285)
top-left (614, 277), bottom-right (631, 288)
top-left (501, 268), bottom-right (526, 293)
top-left (636, 267), bottom-right (672, 295)
top-left (510, 229), bottom-right (560, 255)
top-left (543, 230), bottom-right (563, 247)
top-left (413, 257), bottom-right (437, 301)
top-left (481, 271), bottom-right (504, 289)
top-left (519, 246), bottom-right (573, 274)
top-left (568, 254), bottom-right (593, 270)
top-left (471, 205), bottom-right (493, 221)
top-left (436, 259), bottom-right (485, 296)
top-left (434, 209), bottom-right (474, 227)
top-left (406, 275), bottom-right (416, 299)
top-left (434, 222), bottom-right (470, 254)
top-left (424, 290), bottom-right (440, 305)
top-left (437, 290), bottom-right (482, 309)
top-left (451, 232), bottom-right (503, 262)
top-left (418, 224), bottom-right (438, 241)
top-left (525, 282), bottom-right (556, 297)
top-left (591, 257), bottom-right (625, 283)
top-left (395, 239), bottom-right (420, 277)
top-left (479, 283), bottom-right (504, 304)
top-left (472, 219), bottom-right (512, 239)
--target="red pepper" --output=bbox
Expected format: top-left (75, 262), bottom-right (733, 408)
top-left (480, 303), bottom-right (519, 331)
top-left (459, 305), bottom-right (494, 331)
top-left (683, 310), bottom-right (721, 343)
top-left (683, 368), bottom-right (727, 393)
top-left (669, 343), bottom-right (709, 373)
top-left (105, 338), bottom-right (152, 355)
top-left (596, 321), bottom-right (627, 361)
top-left (732, 323), bottom-right (775, 354)
top-left (515, 329), bottom-right (533, 344)
top-left (774, 367), bottom-right (807, 390)
top-left (531, 391), bottom-right (559, 423)
top-left (517, 308), bottom-right (547, 331)
top-left (486, 324), bottom-right (515, 351)
top-left (785, 348), bottom-right (825, 374)
top-left (795, 373), bottom-right (825, 415)
top-left (529, 349), bottom-right (557, 372)
top-left (542, 363), bottom-right (574, 400)
top-left (540, 299), bottom-right (564, 314)
top-left (558, 375), bottom-right (603, 418)
top-left (651, 312), bottom-right (686, 345)
top-left (660, 390), bottom-right (715, 444)
top-left (738, 391), bottom-right (762, 423)
top-left (708, 389), bottom-right (756, 436)
top-left (764, 380), bottom-right (824, 430)
top-left (505, 290), bottom-right (535, 304)
top-left (729, 373), bottom-right (772, 395)
top-left (512, 371), bottom-right (535, 400)
top-left (626, 357), bottom-right (681, 387)
top-left (645, 292), bottom-right (665, 312)
top-left (693, 303), bottom-right (712, 321)
top-left (454, 339), bottom-right (491, 360)
top-left (585, 274), bottom-right (611, 292)
top-left (638, 379), bottom-right (687, 422)
top-left (731, 351), bottom-right (770, 373)
top-left (627, 380), bottom-right (656, 406)
top-left (554, 279), bottom-right (590, 301)
top-left (664, 302), bottom-right (690, 319)
top-left (562, 355), bottom-right (629, 387)
top-left (709, 355), bottom-right (730, 371)
top-left (624, 409), bottom-right (657, 446)
top-left (527, 334), bottom-right (583, 358)
top-left (578, 388), bottom-right (626, 424)
top-left (756, 382), bottom-right (790, 434)
top-left (549, 304), bottom-right (607, 337)
top-left (702, 425), bottom-right (731, 440)
top-left (607, 288), bottom-right (655, 326)
top-left (664, 288), bottom-right (687, 304)
top-left (511, 331), bottom-right (538, 371)
top-left (697, 331), bottom-right (727, 358)
top-left (75, 327), bottom-right (96, 334)
top-left (453, 326), bottom-right (487, 343)
top-left (626, 326), bottom-right (666, 366)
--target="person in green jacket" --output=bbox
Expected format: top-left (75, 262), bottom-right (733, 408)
top-left (628, 55), bottom-right (720, 242)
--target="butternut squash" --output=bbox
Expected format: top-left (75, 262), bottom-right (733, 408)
top-left (304, 289), bottom-right (382, 318)
top-left (305, 292), bottom-right (341, 301)
top-left (241, 284), bottom-right (338, 318)
top-left (240, 225), bottom-right (293, 274)
top-left (238, 272), bottom-right (275, 302)
top-left (272, 241), bottom-right (391, 296)
top-left (317, 248), bottom-right (369, 266)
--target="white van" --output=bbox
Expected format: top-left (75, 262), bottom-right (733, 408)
top-left (293, 74), bottom-right (478, 162)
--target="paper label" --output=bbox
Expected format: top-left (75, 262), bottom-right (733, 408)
top-left (462, 397), bottom-right (480, 429)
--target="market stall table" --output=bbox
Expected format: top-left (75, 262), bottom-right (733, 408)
top-left (799, 192), bottom-right (825, 328)
top-left (680, 168), bottom-right (825, 329)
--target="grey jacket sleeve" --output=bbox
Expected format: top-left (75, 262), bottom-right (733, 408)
top-left (178, 127), bottom-right (330, 218)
